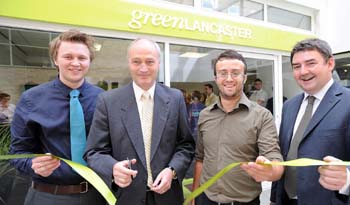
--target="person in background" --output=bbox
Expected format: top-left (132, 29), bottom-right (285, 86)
top-left (203, 83), bottom-right (218, 106)
top-left (193, 49), bottom-right (283, 205)
top-left (10, 30), bottom-right (105, 205)
top-left (249, 78), bottom-right (268, 107)
top-left (84, 38), bottom-right (195, 205)
top-left (272, 38), bottom-right (350, 205)
top-left (180, 88), bottom-right (191, 114)
top-left (185, 90), bottom-right (206, 179)
top-left (188, 90), bottom-right (205, 142)
top-left (0, 92), bottom-right (16, 124)
top-left (265, 96), bottom-right (287, 115)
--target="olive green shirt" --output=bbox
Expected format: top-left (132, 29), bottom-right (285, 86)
top-left (195, 93), bottom-right (282, 203)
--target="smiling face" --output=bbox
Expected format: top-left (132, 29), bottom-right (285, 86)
top-left (128, 39), bottom-right (160, 91)
top-left (55, 41), bottom-right (90, 89)
top-left (215, 59), bottom-right (247, 100)
top-left (292, 49), bottom-right (334, 95)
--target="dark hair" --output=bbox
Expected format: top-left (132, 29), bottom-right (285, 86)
top-left (204, 83), bottom-right (213, 90)
top-left (255, 78), bottom-right (262, 83)
top-left (0, 92), bottom-right (10, 101)
top-left (191, 90), bottom-right (202, 101)
top-left (212, 49), bottom-right (247, 76)
top-left (49, 29), bottom-right (95, 63)
top-left (291, 38), bottom-right (333, 64)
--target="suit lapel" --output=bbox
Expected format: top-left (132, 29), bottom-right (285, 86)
top-left (303, 82), bottom-right (341, 138)
top-left (121, 84), bottom-right (147, 170)
top-left (150, 84), bottom-right (170, 161)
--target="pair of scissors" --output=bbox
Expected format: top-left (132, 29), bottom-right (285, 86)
top-left (127, 157), bottom-right (134, 180)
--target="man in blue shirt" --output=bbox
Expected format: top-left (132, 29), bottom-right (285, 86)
top-left (10, 30), bottom-right (105, 205)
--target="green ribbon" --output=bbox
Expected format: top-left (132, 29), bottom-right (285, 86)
top-left (0, 154), bottom-right (116, 205)
top-left (183, 158), bottom-right (350, 205)
top-left (2, 154), bottom-right (350, 205)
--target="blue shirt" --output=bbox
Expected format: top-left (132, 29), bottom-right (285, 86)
top-left (189, 102), bottom-right (205, 138)
top-left (10, 77), bottom-right (104, 185)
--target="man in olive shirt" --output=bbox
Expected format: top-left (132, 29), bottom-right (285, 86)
top-left (193, 50), bottom-right (284, 205)
top-left (204, 83), bottom-right (218, 106)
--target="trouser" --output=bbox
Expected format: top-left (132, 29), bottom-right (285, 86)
top-left (24, 186), bottom-right (106, 205)
top-left (195, 192), bottom-right (260, 205)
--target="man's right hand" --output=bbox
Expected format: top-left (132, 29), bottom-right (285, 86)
top-left (31, 154), bottom-right (60, 177)
top-left (113, 159), bottom-right (138, 188)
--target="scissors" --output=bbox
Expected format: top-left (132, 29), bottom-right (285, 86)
top-left (127, 157), bottom-right (134, 180)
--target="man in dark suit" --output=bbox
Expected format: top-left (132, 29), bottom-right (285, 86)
top-left (272, 38), bottom-right (350, 205)
top-left (84, 38), bottom-right (195, 205)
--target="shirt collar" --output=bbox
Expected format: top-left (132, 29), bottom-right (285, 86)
top-left (54, 76), bottom-right (88, 97)
top-left (210, 92), bottom-right (251, 112)
top-left (133, 81), bottom-right (156, 101)
top-left (303, 78), bottom-right (334, 101)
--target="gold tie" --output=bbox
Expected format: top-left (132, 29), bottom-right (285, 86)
top-left (141, 92), bottom-right (153, 187)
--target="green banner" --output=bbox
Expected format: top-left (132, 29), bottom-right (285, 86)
top-left (0, 0), bottom-right (314, 51)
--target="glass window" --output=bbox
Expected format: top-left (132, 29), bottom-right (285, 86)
top-left (267, 6), bottom-right (311, 30)
top-left (169, 44), bottom-right (274, 111)
top-left (11, 29), bottom-right (50, 47)
top-left (0, 44), bottom-right (10, 65)
top-left (282, 56), bottom-right (301, 100)
top-left (89, 37), bottom-right (164, 90)
top-left (202, 0), bottom-right (264, 20)
top-left (241, 0), bottom-right (263, 20)
top-left (334, 52), bottom-right (350, 88)
top-left (245, 58), bottom-right (274, 110)
top-left (12, 45), bottom-right (51, 67)
top-left (0, 27), bottom-right (9, 44)
top-left (160, 0), bottom-right (194, 6)
top-left (170, 44), bottom-right (223, 85)
top-left (0, 26), bottom-right (166, 105)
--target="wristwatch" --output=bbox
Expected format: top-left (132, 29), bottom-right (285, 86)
top-left (168, 166), bottom-right (177, 179)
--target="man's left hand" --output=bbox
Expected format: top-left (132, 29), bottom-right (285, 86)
top-left (151, 167), bottom-right (173, 194)
top-left (318, 156), bottom-right (347, 191)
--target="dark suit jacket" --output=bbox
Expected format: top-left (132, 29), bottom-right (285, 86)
top-left (84, 82), bottom-right (195, 205)
top-left (273, 82), bottom-right (350, 205)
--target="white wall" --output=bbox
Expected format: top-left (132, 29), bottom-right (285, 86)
top-left (290, 0), bottom-right (350, 53)
top-left (322, 0), bottom-right (350, 53)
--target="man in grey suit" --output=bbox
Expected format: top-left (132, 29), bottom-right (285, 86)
top-left (272, 38), bottom-right (350, 205)
top-left (84, 38), bottom-right (195, 205)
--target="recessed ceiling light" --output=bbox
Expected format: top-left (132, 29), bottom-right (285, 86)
top-left (179, 52), bottom-right (208, 58)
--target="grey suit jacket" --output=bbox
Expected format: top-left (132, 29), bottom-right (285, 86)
top-left (85, 82), bottom-right (195, 205)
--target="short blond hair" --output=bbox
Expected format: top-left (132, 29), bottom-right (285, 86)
top-left (49, 29), bottom-right (95, 63)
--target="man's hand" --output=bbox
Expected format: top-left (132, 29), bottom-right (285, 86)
top-left (31, 154), bottom-right (60, 177)
top-left (112, 159), bottom-right (137, 188)
top-left (240, 156), bottom-right (284, 182)
top-left (151, 167), bottom-right (173, 194)
top-left (318, 156), bottom-right (347, 191)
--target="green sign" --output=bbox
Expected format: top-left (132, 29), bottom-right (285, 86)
top-left (0, 0), bottom-right (314, 51)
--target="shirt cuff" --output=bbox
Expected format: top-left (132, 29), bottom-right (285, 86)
top-left (339, 168), bottom-right (350, 195)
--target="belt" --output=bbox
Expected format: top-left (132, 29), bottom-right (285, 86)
top-left (32, 181), bottom-right (89, 195)
top-left (215, 196), bottom-right (259, 205)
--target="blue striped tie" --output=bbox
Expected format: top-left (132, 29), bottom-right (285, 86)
top-left (69, 89), bottom-right (87, 165)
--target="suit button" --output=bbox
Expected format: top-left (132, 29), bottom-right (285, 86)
top-left (141, 199), bottom-right (145, 203)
